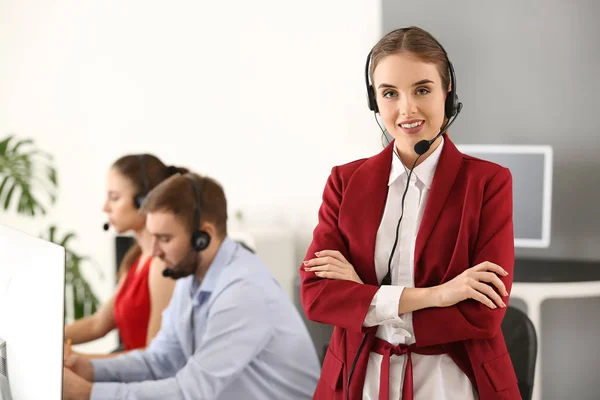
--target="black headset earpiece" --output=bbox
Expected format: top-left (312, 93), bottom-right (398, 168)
top-left (185, 174), bottom-right (211, 252)
top-left (444, 60), bottom-right (462, 120)
top-left (134, 154), bottom-right (150, 209)
top-left (365, 49), bottom-right (379, 113)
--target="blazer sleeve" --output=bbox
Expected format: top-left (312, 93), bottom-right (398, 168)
top-left (413, 167), bottom-right (515, 346)
top-left (300, 166), bottom-right (380, 333)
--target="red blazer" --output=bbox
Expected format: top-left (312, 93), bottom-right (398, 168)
top-left (300, 134), bottom-right (520, 400)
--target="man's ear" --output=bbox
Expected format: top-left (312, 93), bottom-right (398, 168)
top-left (199, 222), bottom-right (217, 237)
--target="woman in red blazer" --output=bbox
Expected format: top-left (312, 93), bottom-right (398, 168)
top-left (300, 26), bottom-right (520, 400)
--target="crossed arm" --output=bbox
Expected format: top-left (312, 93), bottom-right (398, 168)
top-left (300, 166), bottom-right (514, 344)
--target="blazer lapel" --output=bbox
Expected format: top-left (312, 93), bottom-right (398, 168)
top-left (341, 143), bottom-right (393, 286)
top-left (414, 134), bottom-right (463, 267)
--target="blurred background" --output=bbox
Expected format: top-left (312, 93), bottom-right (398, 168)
top-left (1, 1), bottom-right (598, 399)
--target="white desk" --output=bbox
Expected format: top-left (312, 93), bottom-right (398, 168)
top-left (510, 259), bottom-right (600, 400)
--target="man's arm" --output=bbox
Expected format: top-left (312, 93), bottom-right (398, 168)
top-left (91, 283), bottom-right (186, 384)
top-left (90, 279), bottom-right (273, 400)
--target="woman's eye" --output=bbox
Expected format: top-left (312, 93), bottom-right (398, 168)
top-left (416, 87), bottom-right (430, 95)
top-left (382, 91), bottom-right (397, 99)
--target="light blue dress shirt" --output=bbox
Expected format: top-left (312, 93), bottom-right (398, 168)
top-left (90, 237), bottom-right (320, 399)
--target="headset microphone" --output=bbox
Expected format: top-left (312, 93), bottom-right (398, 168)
top-left (103, 222), bottom-right (109, 231)
top-left (349, 27), bottom-right (465, 400)
top-left (413, 102), bottom-right (463, 155)
top-left (160, 174), bottom-right (210, 280)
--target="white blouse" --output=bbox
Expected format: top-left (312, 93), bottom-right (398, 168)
top-left (362, 137), bottom-right (478, 400)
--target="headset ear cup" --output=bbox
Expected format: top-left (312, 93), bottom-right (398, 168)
top-left (367, 85), bottom-right (378, 113)
top-left (444, 93), bottom-right (462, 120)
top-left (446, 85), bottom-right (463, 119)
top-left (134, 194), bottom-right (145, 209)
top-left (454, 94), bottom-right (462, 115)
top-left (445, 95), bottom-right (454, 119)
top-left (445, 59), bottom-right (461, 119)
top-left (191, 230), bottom-right (211, 252)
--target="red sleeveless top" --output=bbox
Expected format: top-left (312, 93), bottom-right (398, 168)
top-left (113, 256), bottom-right (153, 351)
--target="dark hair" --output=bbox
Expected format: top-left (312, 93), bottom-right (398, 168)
top-left (369, 26), bottom-right (450, 92)
top-left (141, 172), bottom-right (228, 238)
top-left (112, 154), bottom-right (189, 278)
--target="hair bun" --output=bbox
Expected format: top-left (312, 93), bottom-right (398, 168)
top-left (167, 165), bottom-right (180, 176)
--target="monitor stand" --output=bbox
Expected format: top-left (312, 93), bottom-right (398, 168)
top-left (0, 339), bottom-right (13, 400)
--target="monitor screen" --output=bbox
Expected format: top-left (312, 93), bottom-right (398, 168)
top-left (456, 144), bottom-right (553, 248)
top-left (0, 223), bottom-right (65, 399)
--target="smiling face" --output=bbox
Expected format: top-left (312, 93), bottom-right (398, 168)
top-left (372, 51), bottom-right (449, 163)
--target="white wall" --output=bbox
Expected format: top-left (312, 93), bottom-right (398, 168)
top-left (0, 0), bottom-right (382, 348)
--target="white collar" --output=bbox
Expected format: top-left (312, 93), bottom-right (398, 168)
top-left (388, 136), bottom-right (444, 189)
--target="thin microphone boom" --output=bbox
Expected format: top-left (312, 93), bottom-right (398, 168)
top-left (414, 104), bottom-right (462, 155)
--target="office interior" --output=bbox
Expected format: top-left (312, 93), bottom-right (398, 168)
top-left (1, 1), bottom-right (599, 399)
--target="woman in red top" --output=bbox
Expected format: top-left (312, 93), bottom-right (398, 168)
top-left (64, 154), bottom-right (187, 358)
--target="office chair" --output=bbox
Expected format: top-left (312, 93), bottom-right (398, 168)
top-left (501, 305), bottom-right (538, 400)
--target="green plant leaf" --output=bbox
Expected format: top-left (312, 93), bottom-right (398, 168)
top-left (48, 225), bottom-right (57, 242)
top-left (3, 180), bottom-right (17, 210)
top-left (0, 176), bottom-right (9, 199)
top-left (42, 224), bottom-right (103, 321)
top-left (48, 166), bottom-right (57, 185)
top-left (11, 138), bottom-right (33, 153)
top-left (59, 232), bottom-right (76, 247)
top-left (0, 134), bottom-right (58, 217)
top-left (0, 136), bottom-right (11, 154)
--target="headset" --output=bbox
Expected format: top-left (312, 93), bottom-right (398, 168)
top-left (365, 27), bottom-right (462, 123)
top-left (185, 174), bottom-right (211, 252)
top-left (133, 154), bottom-right (150, 209)
top-left (103, 154), bottom-right (150, 231)
top-left (161, 174), bottom-right (212, 278)
top-left (345, 27), bottom-right (464, 400)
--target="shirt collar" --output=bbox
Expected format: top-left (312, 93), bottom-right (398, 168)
top-left (191, 236), bottom-right (238, 299)
top-left (388, 136), bottom-right (445, 189)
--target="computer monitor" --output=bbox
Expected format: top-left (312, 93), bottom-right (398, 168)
top-left (0, 223), bottom-right (65, 399)
top-left (456, 144), bottom-right (553, 248)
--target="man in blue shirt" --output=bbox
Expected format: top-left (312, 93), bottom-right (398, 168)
top-left (62, 173), bottom-right (320, 399)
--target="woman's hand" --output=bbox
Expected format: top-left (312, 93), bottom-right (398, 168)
top-left (433, 261), bottom-right (509, 309)
top-left (303, 250), bottom-right (363, 284)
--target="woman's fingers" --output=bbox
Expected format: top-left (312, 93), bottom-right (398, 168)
top-left (304, 255), bottom-right (345, 269)
top-left (471, 281), bottom-right (506, 308)
top-left (473, 261), bottom-right (508, 276)
top-left (305, 264), bottom-right (344, 274)
top-left (313, 271), bottom-right (347, 280)
top-left (473, 271), bottom-right (508, 296)
top-left (467, 287), bottom-right (497, 309)
top-left (315, 250), bottom-right (348, 263)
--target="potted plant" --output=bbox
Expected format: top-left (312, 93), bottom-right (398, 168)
top-left (0, 134), bottom-right (101, 321)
